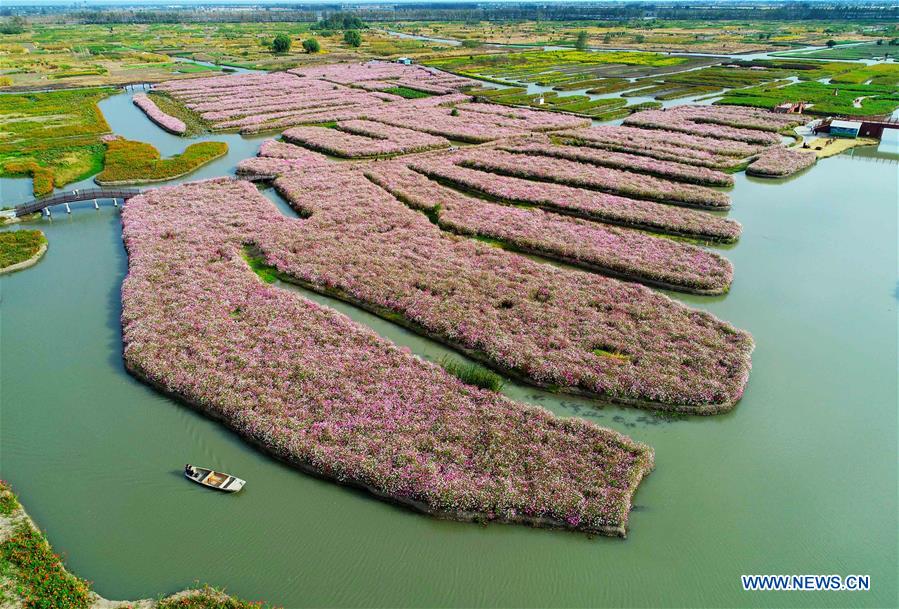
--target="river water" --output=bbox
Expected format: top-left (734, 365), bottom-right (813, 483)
top-left (0, 87), bottom-right (896, 608)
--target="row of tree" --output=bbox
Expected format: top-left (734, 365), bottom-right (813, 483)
top-left (55, 4), bottom-right (899, 26)
top-left (269, 30), bottom-right (362, 54)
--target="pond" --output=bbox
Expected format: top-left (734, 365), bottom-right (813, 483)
top-left (0, 87), bottom-right (896, 608)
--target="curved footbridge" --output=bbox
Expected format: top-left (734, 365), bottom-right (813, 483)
top-left (6, 188), bottom-right (142, 218)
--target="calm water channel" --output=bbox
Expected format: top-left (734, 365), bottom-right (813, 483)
top-left (1, 88), bottom-right (896, 608)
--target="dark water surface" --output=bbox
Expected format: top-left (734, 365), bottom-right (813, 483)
top-left (1, 91), bottom-right (896, 608)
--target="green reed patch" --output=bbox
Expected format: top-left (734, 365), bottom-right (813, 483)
top-left (382, 85), bottom-right (432, 99)
top-left (242, 247), bottom-right (279, 284)
top-left (439, 355), bottom-right (505, 392)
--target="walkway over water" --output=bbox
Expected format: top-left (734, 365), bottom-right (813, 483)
top-left (13, 188), bottom-right (141, 217)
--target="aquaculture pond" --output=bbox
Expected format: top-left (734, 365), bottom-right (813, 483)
top-left (1, 89), bottom-right (896, 608)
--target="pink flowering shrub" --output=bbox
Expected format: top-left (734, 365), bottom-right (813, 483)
top-left (290, 61), bottom-right (475, 91)
top-left (408, 159), bottom-right (741, 242)
top-left (363, 104), bottom-right (589, 143)
top-left (236, 157), bottom-right (315, 180)
top-left (560, 126), bottom-right (765, 166)
top-left (121, 178), bottom-right (654, 536)
top-left (365, 163), bottom-right (733, 294)
top-left (624, 109), bottom-right (782, 145)
top-left (154, 63), bottom-right (475, 135)
top-left (156, 71), bottom-right (392, 132)
top-left (281, 121), bottom-right (449, 158)
top-left (671, 105), bottom-right (806, 132)
top-left (747, 146), bottom-right (817, 177)
top-left (257, 139), bottom-right (329, 161)
top-left (133, 93), bottom-right (186, 135)
top-left (236, 140), bottom-right (331, 180)
top-left (337, 119), bottom-right (450, 150)
top-left (261, 169), bottom-right (753, 411)
top-left (500, 140), bottom-right (734, 187)
top-left (453, 149), bottom-right (732, 209)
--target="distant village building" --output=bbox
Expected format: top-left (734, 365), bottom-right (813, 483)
top-left (395, 57), bottom-right (413, 65)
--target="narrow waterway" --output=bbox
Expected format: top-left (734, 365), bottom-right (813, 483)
top-left (0, 87), bottom-right (896, 608)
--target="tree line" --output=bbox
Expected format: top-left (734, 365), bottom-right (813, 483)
top-left (52, 3), bottom-right (898, 26)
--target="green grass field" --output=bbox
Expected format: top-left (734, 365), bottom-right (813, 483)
top-left (428, 49), bottom-right (689, 89)
top-left (0, 88), bottom-right (114, 195)
top-left (718, 80), bottom-right (899, 116)
top-left (776, 41), bottom-right (899, 61)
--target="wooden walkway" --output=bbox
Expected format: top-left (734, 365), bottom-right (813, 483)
top-left (14, 188), bottom-right (141, 217)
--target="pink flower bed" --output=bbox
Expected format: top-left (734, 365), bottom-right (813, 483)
top-left (235, 140), bottom-right (331, 179)
top-left (561, 125), bottom-right (765, 162)
top-left (500, 140), bottom-right (735, 187)
top-left (365, 163), bottom-right (733, 294)
top-left (623, 109), bottom-right (782, 145)
top-left (746, 146), bottom-right (817, 177)
top-left (337, 119), bottom-right (450, 150)
top-left (282, 124), bottom-right (448, 158)
top-left (289, 61), bottom-right (475, 91)
top-left (454, 149), bottom-right (732, 209)
top-left (236, 157), bottom-right (314, 180)
top-left (365, 104), bottom-right (589, 143)
top-left (153, 64), bottom-right (477, 134)
top-left (408, 159), bottom-right (741, 242)
top-left (155, 71), bottom-right (393, 132)
top-left (133, 93), bottom-right (186, 135)
top-left (121, 177), bottom-right (654, 536)
top-left (258, 139), bottom-right (329, 161)
top-left (237, 107), bottom-right (374, 135)
top-left (670, 105), bottom-right (806, 132)
top-left (263, 168), bottom-right (753, 411)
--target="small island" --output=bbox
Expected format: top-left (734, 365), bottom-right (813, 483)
top-left (95, 137), bottom-right (227, 185)
top-left (0, 229), bottom-right (47, 275)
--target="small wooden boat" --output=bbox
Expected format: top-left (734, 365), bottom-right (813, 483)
top-left (184, 464), bottom-right (245, 493)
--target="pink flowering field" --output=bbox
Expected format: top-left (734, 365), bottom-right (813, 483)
top-left (236, 140), bottom-right (332, 180)
top-left (623, 108), bottom-right (783, 145)
top-left (558, 126), bottom-right (766, 168)
top-left (500, 139), bottom-right (735, 187)
top-left (407, 159), bottom-right (741, 242)
top-left (262, 168), bottom-right (753, 411)
top-left (132, 93), bottom-right (186, 135)
top-left (452, 149), bottom-right (732, 209)
top-left (664, 105), bottom-right (807, 132)
top-left (122, 178), bottom-right (654, 536)
top-left (364, 163), bottom-right (734, 294)
top-left (122, 73), bottom-right (808, 535)
top-left (282, 121), bottom-right (449, 158)
top-left (747, 146), bottom-right (817, 177)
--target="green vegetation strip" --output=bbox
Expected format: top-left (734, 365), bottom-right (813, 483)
top-left (439, 355), bottom-right (505, 392)
top-left (382, 86), bottom-right (432, 99)
top-left (147, 91), bottom-right (210, 136)
top-left (95, 138), bottom-right (228, 185)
